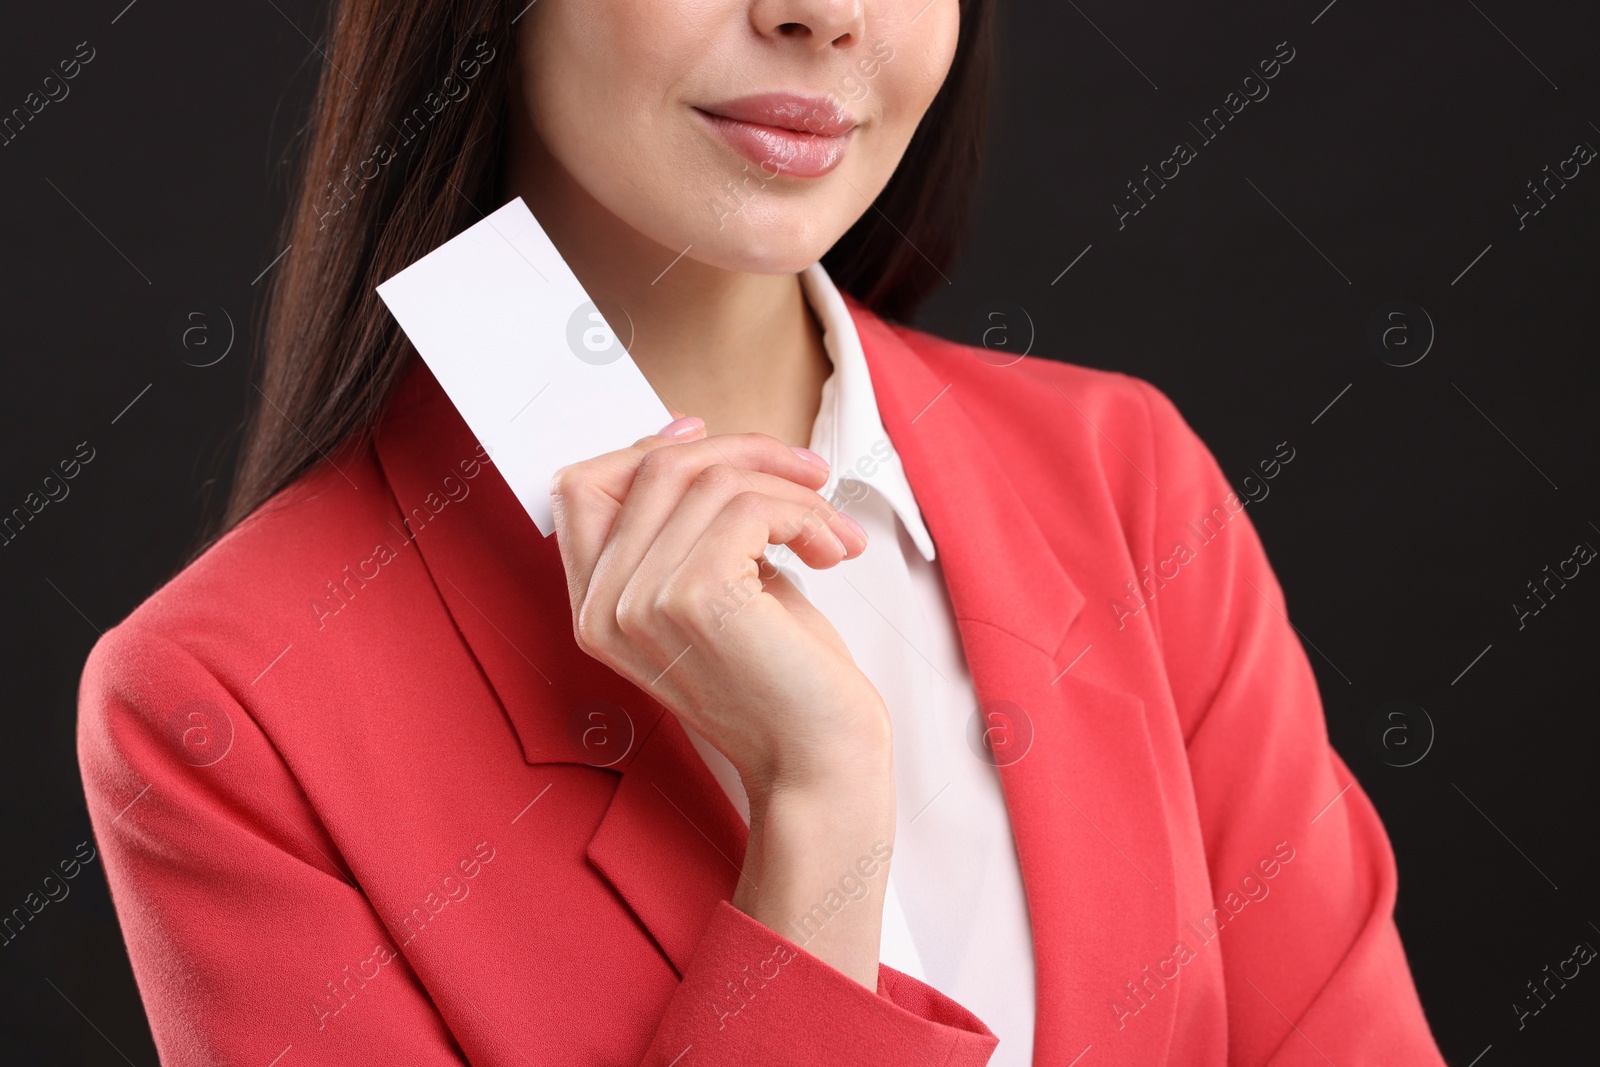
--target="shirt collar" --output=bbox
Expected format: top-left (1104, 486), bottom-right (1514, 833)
top-left (799, 262), bottom-right (937, 562)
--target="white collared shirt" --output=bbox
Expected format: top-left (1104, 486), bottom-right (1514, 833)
top-left (680, 263), bottom-right (1036, 1064)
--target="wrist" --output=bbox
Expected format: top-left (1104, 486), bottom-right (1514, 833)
top-left (740, 700), bottom-right (895, 810)
top-left (732, 757), bottom-right (896, 988)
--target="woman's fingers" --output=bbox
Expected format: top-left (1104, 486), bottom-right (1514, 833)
top-left (608, 481), bottom-right (855, 655)
top-left (605, 466), bottom-right (865, 643)
top-left (595, 435), bottom-right (830, 576)
top-left (554, 429), bottom-right (829, 592)
top-left (636, 464), bottom-right (863, 581)
top-left (637, 489), bottom-right (860, 645)
top-left (549, 417), bottom-right (708, 595)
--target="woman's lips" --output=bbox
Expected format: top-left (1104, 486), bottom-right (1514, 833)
top-left (694, 93), bottom-right (857, 178)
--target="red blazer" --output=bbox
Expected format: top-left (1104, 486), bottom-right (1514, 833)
top-left (78, 296), bottom-right (1446, 1066)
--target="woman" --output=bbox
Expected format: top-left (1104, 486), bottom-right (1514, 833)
top-left (76, 0), bottom-right (1447, 1064)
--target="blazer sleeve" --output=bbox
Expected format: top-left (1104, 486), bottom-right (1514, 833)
top-left (78, 623), bottom-right (998, 1067)
top-left (640, 903), bottom-right (998, 1065)
top-left (77, 623), bottom-right (471, 1066)
top-left (1133, 380), bottom-right (1447, 1066)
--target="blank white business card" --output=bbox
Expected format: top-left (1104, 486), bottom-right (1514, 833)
top-left (376, 196), bottom-right (673, 535)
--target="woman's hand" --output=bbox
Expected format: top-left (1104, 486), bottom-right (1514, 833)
top-left (549, 414), bottom-right (889, 796)
top-left (549, 414), bottom-right (896, 987)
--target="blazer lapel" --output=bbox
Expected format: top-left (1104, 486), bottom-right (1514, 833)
top-left (373, 357), bottom-right (746, 976)
top-left (853, 302), bottom-right (1181, 1063)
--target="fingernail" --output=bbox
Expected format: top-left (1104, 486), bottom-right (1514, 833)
top-left (660, 416), bottom-right (704, 438)
top-left (837, 511), bottom-right (867, 545)
top-left (791, 446), bottom-right (828, 468)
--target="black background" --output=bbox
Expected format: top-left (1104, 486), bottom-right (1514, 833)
top-left (2, 0), bottom-right (1596, 1063)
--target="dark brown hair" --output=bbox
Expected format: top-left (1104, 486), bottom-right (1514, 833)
top-left (203, 0), bottom-right (994, 560)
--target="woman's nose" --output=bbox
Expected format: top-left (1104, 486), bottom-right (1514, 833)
top-left (750, 0), bottom-right (867, 51)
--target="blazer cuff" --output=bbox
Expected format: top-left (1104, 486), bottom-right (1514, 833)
top-left (642, 900), bottom-right (998, 1066)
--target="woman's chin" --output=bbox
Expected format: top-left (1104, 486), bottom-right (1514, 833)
top-left (675, 216), bottom-right (847, 276)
